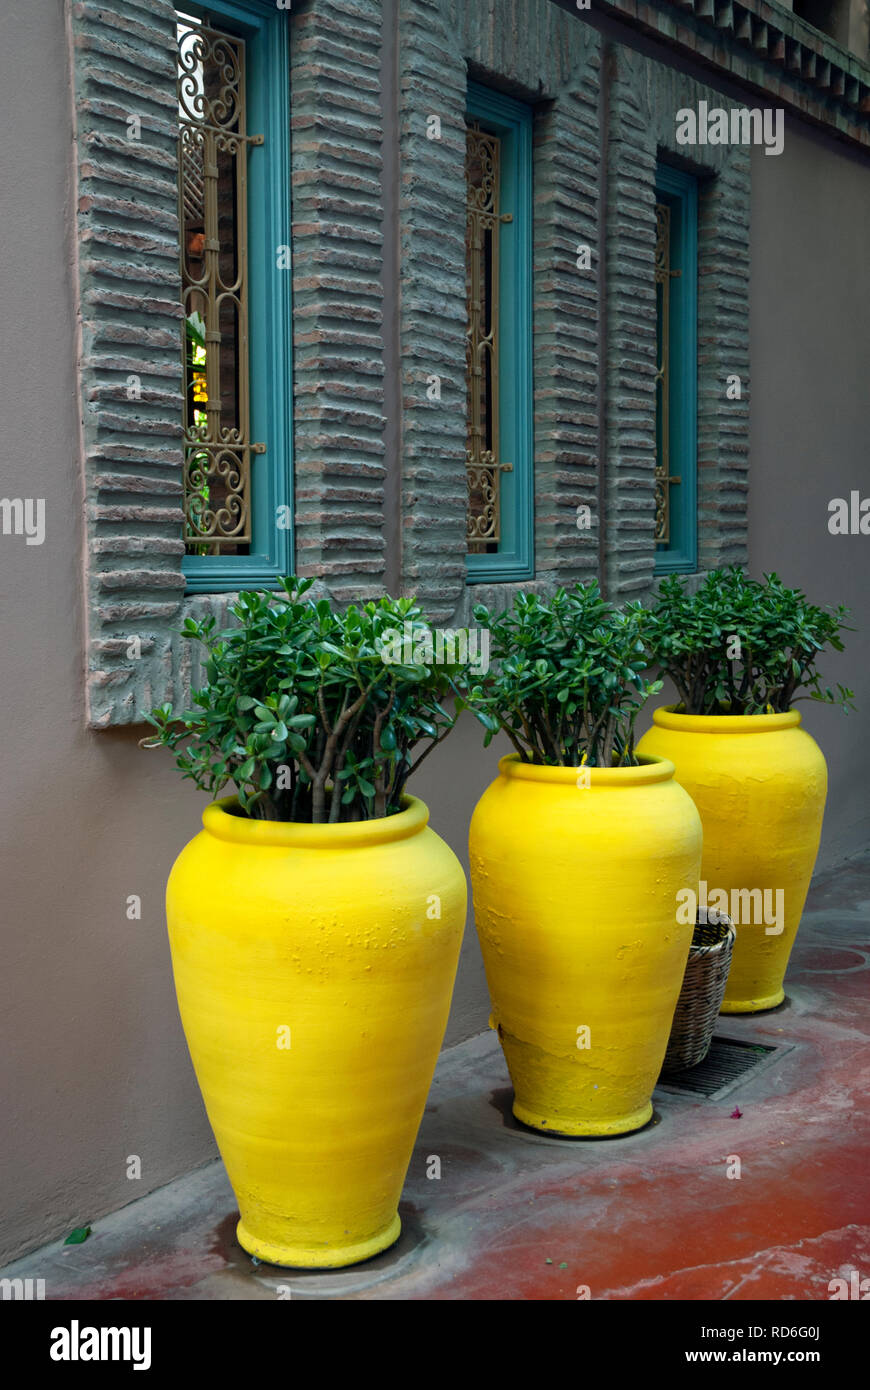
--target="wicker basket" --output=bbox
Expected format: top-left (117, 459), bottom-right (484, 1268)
top-left (662, 908), bottom-right (736, 1073)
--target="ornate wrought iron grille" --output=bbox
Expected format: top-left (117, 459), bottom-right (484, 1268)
top-left (465, 121), bottom-right (511, 551)
top-left (654, 201), bottom-right (681, 545)
top-left (177, 13), bottom-right (264, 553)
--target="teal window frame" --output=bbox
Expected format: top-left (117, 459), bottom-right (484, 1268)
top-left (654, 164), bottom-right (698, 575)
top-left (465, 83), bottom-right (535, 585)
top-left (181, 0), bottom-right (293, 594)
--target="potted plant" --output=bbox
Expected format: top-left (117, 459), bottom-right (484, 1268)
top-left (464, 585), bottom-right (703, 1137)
top-left (142, 578), bottom-right (467, 1268)
top-left (638, 567), bottom-right (853, 1013)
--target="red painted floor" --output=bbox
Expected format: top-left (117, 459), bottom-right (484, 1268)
top-left (3, 853), bottom-right (869, 1301)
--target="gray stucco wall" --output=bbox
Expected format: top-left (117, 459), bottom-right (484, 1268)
top-left (0, 1), bottom-right (216, 1265)
top-left (746, 117), bottom-right (870, 866)
top-left (0, 2), bottom-right (867, 1266)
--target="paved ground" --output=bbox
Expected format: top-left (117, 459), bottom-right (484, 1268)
top-left (4, 853), bottom-right (869, 1301)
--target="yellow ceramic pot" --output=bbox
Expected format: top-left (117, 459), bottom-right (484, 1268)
top-left (637, 708), bottom-right (827, 1012)
top-left (469, 754), bottom-right (702, 1137)
top-left (166, 795), bottom-right (465, 1268)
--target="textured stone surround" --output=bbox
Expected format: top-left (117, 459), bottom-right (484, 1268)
top-left (397, 0), bottom-right (602, 625)
top-left (604, 43), bottom-right (751, 601)
top-left (71, 0), bottom-right (187, 727)
top-left (397, 0), bottom-right (750, 622)
top-left (72, 0), bottom-right (753, 725)
top-left (71, 0), bottom-right (386, 726)
top-left (290, 0), bottom-right (388, 604)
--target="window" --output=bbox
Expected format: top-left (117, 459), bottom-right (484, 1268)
top-left (177, 1), bottom-right (292, 593)
top-left (654, 165), bottom-right (697, 574)
top-left (465, 84), bottom-right (534, 583)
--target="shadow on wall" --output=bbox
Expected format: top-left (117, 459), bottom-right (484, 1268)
top-left (411, 709), bottom-right (509, 1047)
top-left (748, 128), bottom-right (870, 871)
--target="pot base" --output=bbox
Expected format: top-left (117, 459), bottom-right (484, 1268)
top-left (513, 1098), bottom-right (653, 1139)
top-left (720, 988), bottom-right (785, 1014)
top-left (236, 1212), bottom-right (402, 1270)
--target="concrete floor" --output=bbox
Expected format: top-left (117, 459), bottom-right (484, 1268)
top-left (4, 852), bottom-right (869, 1301)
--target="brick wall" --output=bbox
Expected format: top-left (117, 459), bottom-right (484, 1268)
top-left (72, 0), bottom-right (186, 726)
top-left (74, 0), bottom-right (389, 726)
top-left (604, 42), bottom-right (751, 601)
top-left (71, 0), bottom-right (850, 725)
top-left (290, 0), bottom-right (388, 604)
top-left (397, 0), bottom-right (601, 626)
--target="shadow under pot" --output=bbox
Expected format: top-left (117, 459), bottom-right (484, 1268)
top-left (166, 794), bottom-right (466, 1269)
top-left (469, 753), bottom-right (703, 1138)
top-left (637, 707), bottom-right (827, 1013)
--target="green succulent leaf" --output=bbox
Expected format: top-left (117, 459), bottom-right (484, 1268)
top-left (140, 578), bottom-right (468, 824)
top-left (64, 1226), bottom-right (92, 1246)
top-left (642, 567), bottom-right (853, 717)
top-left (462, 581), bottom-right (651, 768)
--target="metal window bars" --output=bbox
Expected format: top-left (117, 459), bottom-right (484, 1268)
top-left (177, 13), bottom-right (264, 554)
top-left (654, 200), bottom-right (682, 546)
top-left (465, 121), bottom-right (512, 551)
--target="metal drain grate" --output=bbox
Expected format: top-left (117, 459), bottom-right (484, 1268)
top-left (657, 1036), bottom-right (785, 1100)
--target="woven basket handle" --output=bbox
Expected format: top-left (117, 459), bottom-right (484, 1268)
top-left (693, 905), bottom-right (736, 955)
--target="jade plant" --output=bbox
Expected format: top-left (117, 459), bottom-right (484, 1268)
top-left (644, 567), bottom-right (853, 715)
top-left (465, 582), bottom-right (662, 767)
top-left (142, 577), bottom-right (467, 822)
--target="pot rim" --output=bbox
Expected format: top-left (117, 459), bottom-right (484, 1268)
top-left (201, 793), bottom-right (429, 848)
top-left (651, 704), bottom-right (802, 735)
top-left (497, 751), bottom-right (676, 787)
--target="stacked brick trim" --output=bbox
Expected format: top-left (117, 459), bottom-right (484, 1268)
top-left (531, 85), bottom-right (603, 593)
top-left (73, 0), bottom-right (386, 726)
top-left (71, 0), bottom-right (187, 726)
top-left (290, 0), bottom-right (388, 604)
top-left (396, 0), bottom-right (468, 622)
top-left (397, 0), bottom-right (601, 624)
top-left (604, 43), bottom-right (751, 600)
